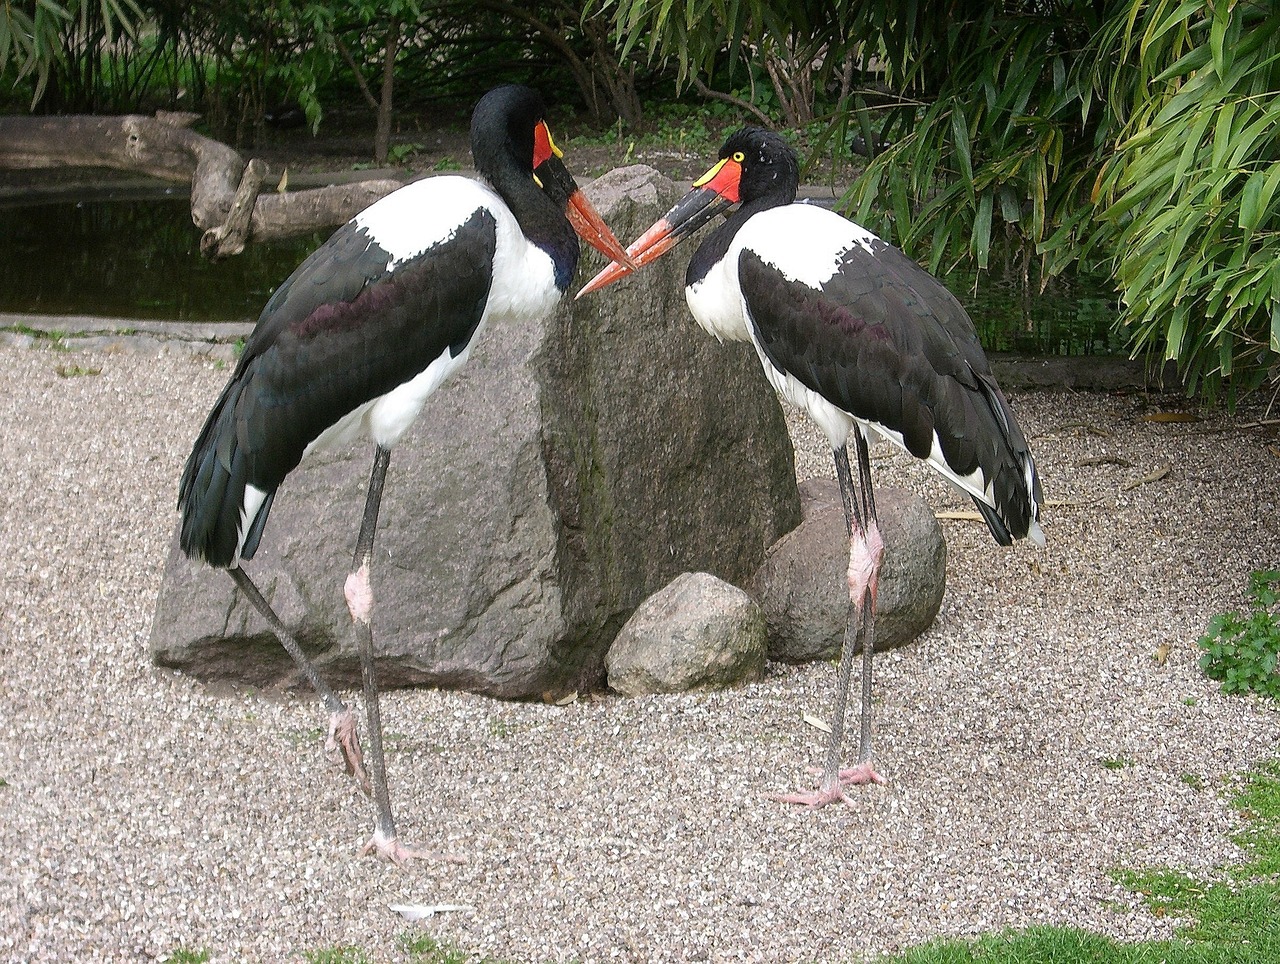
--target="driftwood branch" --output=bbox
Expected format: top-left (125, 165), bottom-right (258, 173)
top-left (0, 112), bottom-right (403, 254)
top-left (200, 157), bottom-right (267, 259)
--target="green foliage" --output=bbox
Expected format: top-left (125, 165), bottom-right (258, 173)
top-left (0, 0), bottom-right (70, 106)
top-left (1086, 2), bottom-right (1280, 402)
top-left (843, 6), bottom-right (1107, 279)
top-left (1198, 570), bottom-right (1280, 700)
top-left (600, 0), bottom-right (844, 89)
top-left (0, 0), bottom-right (142, 107)
top-left (387, 141), bottom-right (423, 164)
top-left (593, 0), bottom-right (859, 125)
top-left (607, 0), bottom-right (1280, 402)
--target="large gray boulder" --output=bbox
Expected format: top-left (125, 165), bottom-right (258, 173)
top-left (606, 572), bottom-right (767, 696)
top-left (754, 477), bottom-right (946, 662)
top-left (149, 166), bottom-right (802, 699)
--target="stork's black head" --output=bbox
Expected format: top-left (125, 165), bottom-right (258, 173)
top-left (469, 84), bottom-right (547, 182)
top-left (715, 128), bottom-right (800, 206)
top-left (577, 126), bottom-right (801, 297)
top-left (468, 85), bottom-right (633, 285)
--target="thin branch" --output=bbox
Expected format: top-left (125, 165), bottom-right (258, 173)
top-left (690, 76), bottom-right (773, 127)
top-left (333, 33), bottom-right (379, 112)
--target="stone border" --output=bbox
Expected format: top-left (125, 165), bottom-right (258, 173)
top-left (0, 312), bottom-right (253, 362)
top-left (0, 310), bottom-right (1179, 393)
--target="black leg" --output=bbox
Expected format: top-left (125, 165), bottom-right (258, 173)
top-left (817, 443), bottom-right (861, 792)
top-left (851, 429), bottom-right (879, 767)
top-left (819, 435), bottom-right (883, 789)
top-left (346, 445), bottom-right (434, 864)
top-left (226, 565), bottom-right (369, 793)
top-left (774, 433), bottom-right (886, 807)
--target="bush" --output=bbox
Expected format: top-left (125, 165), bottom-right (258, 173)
top-left (1198, 570), bottom-right (1280, 700)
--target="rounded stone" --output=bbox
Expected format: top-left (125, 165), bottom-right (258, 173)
top-left (606, 571), bottom-right (767, 696)
top-left (753, 479), bottom-right (946, 662)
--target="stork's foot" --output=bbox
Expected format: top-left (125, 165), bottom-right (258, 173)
top-left (832, 761), bottom-right (888, 787)
top-left (359, 830), bottom-right (467, 866)
top-left (325, 709), bottom-right (371, 796)
top-left (769, 761), bottom-right (887, 807)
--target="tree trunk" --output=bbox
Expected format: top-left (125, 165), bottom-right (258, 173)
top-left (0, 113), bottom-right (402, 252)
top-left (374, 19), bottom-right (402, 165)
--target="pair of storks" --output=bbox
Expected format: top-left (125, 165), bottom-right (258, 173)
top-left (178, 85), bottom-right (1043, 862)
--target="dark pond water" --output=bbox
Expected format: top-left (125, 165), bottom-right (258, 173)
top-left (0, 192), bottom-right (1124, 354)
top-left (0, 190), bottom-right (324, 322)
top-left (953, 269), bottom-right (1125, 357)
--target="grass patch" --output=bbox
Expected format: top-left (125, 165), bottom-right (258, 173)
top-left (401, 933), bottom-right (490, 963)
top-left (55, 363), bottom-right (102, 377)
top-left (282, 726), bottom-right (325, 747)
top-left (4, 324), bottom-right (70, 349)
top-left (1099, 756), bottom-right (1134, 771)
top-left (304, 946), bottom-right (372, 964)
top-left (1229, 759), bottom-right (1280, 878)
top-left (880, 760), bottom-right (1280, 964)
top-left (893, 925), bottom-right (1163, 962)
top-left (165, 949), bottom-right (210, 964)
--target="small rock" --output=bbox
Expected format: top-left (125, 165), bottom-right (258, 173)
top-left (754, 478), bottom-right (946, 662)
top-left (607, 572), bottom-right (766, 696)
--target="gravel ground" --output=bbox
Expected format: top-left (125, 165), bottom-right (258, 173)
top-left (1, 337), bottom-right (1278, 964)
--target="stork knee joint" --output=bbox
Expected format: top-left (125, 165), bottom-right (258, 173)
top-left (344, 564), bottom-right (374, 625)
top-left (847, 522), bottom-right (885, 606)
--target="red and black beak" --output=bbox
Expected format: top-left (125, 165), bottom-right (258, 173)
top-left (532, 121), bottom-right (636, 270)
top-left (576, 154), bottom-right (743, 298)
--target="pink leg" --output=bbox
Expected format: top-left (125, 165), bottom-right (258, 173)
top-left (347, 446), bottom-right (454, 863)
top-left (359, 829), bottom-right (468, 866)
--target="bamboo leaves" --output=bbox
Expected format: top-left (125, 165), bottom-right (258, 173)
top-left (1096, 2), bottom-right (1280, 400)
top-left (833, 0), bottom-right (1280, 403)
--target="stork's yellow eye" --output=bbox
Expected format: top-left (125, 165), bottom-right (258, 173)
top-left (732, 151), bottom-right (745, 162)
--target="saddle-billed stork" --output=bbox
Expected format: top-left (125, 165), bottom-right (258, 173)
top-left (579, 128), bottom-right (1044, 805)
top-left (178, 84), bottom-right (633, 861)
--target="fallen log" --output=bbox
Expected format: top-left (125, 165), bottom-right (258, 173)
top-left (0, 112), bottom-right (403, 253)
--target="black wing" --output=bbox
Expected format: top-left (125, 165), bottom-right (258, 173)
top-left (740, 240), bottom-right (1041, 544)
top-left (179, 207), bottom-right (497, 566)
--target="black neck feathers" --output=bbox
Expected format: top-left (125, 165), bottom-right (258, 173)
top-left (470, 84), bottom-right (579, 290)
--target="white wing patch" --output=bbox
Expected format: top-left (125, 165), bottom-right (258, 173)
top-left (355, 176), bottom-right (503, 270)
top-left (737, 204), bottom-right (881, 287)
top-left (235, 484), bottom-right (270, 564)
top-left (686, 203), bottom-right (885, 344)
top-left (303, 177), bottom-right (560, 455)
top-left (688, 200), bottom-right (1041, 544)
